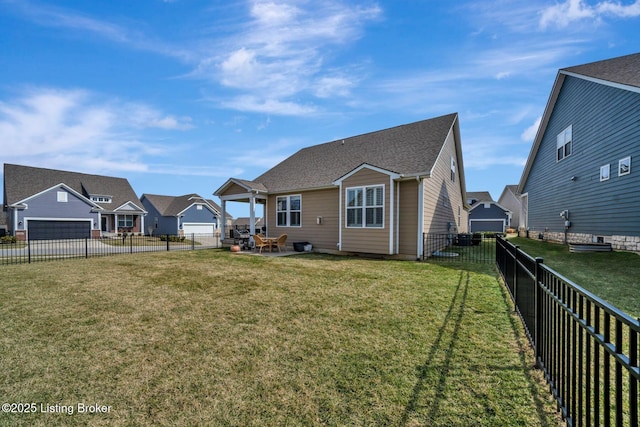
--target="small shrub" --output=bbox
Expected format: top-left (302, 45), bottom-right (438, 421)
top-left (1, 235), bottom-right (17, 244)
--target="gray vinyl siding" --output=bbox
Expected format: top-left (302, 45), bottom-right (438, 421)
top-left (469, 204), bottom-right (509, 221)
top-left (142, 200), bottom-right (177, 235)
top-left (17, 187), bottom-right (99, 230)
top-left (182, 205), bottom-right (218, 224)
top-left (523, 76), bottom-right (640, 236)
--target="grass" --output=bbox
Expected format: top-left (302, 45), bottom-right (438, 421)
top-left (0, 250), bottom-right (560, 426)
top-left (507, 237), bottom-right (640, 317)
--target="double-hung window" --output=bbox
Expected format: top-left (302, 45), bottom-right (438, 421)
top-left (557, 125), bottom-right (572, 161)
top-left (346, 185), bottom-right (384, 228)
top-left (276, 195), bottom-right (301, 227)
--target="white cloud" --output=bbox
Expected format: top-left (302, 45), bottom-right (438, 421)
top-left (198, 1), bottom-right (382, 114)
top-left (0, 87), bottom-right (191, 173)
top-left (540, 0), bottom-right (640, 29)
top-left (521, 116), bottom-right (542, 142)
top-left (220, 95), bottom-right (318, 116)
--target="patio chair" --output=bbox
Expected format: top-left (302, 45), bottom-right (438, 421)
top-left (253, 234), bottom-right (270, 253)
top-left (272, 234), bottom-right (288, 252)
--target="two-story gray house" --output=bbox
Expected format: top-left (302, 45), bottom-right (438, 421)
top-left (3, 163), bottom-right (146, 240)
top-left (518, 53), bottom-right (640, 251)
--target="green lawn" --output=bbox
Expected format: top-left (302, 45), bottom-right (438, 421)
top-left (0, 250), bottom-right (560, 426)
top-left (507, 237), bottom-right (640, 317)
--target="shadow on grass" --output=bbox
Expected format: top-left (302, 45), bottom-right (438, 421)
top-left (398, 270), bottom-right (558, 427)
top-left (398, 271), bottom-right (469, 426)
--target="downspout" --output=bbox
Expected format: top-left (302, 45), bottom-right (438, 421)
top-left (389, 175), bottom-right (394, 255)
top-left (396, 181), bottom-right (400, 254)
top-left (417, 176), bottom-right (425, 260)
top-left (337, 182), bottom-right (343, 251)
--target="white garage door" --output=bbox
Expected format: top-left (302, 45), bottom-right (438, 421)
top-left (182, 223), bottom-right (215, 235)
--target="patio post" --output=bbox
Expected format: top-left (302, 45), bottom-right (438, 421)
top-left (220, 200), bottom-right (227, 240)
top-left (249, 195), bottom-right (256, 235)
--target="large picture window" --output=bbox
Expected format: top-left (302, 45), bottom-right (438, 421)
top-left (276, 195), bottom-right (301, 227)
top-left (556, 125), bottom-right (572, 161)
top-left (346, 185), bottom-right (384, 228)
top-left (118, 215), bottom-right (134, 228)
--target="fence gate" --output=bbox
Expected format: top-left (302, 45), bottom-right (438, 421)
top-left (422, 233), bottom-right (497, 264)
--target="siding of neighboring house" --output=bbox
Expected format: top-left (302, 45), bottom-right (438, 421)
top-left (19, 187), bottom-right (99, 227)
top-left (469, 203), bottom-right (509, 232)
top-left (423, 129), bottom-right (468, 234)
top-left (144, 201), bottom-right (177, 235)
top-left (267, 188), bottom-right (339, 250)
top-left (398, 179), bottom-right (419, 257)
top-left (340, 168), bottom-right (392, 254)
top-left (180, 205), bottom-right (218, 229)
top-left (523, 75), bottom-right (640, 236)
top-left (498, 187), bottom-right (521, 230)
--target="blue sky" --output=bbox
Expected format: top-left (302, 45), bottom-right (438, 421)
top-left (1, 0), bottom-right (639, 218)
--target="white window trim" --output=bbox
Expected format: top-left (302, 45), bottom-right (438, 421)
top-left (619, 156), bottom-right (631, 176)
top-left (556, 125), bottom-right (572, 162)
top-left (57, 191), bottom-right (68, 202)
top-left (276, 194), bottom-right (302, 228)
top-left (600, 164), bottom-right (610, 181)
top-left (118, 215), bottom-right (135, 228)
top-left (345, 184), bottom-right (385, 229)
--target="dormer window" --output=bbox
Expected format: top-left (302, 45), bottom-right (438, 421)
top-left (91, 195), bottom-right (112, 203)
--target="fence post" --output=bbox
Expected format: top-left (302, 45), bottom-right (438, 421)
top-left (166, 235), bottom-right (170, 251)
top-left (27, 238), bottom-right (31, 264)
top-left (129, 233), bottom-right (133, 254)
top-left (534, 257), bottom-right (544, 368)
top-left (513, 245), bottom-right (519, 303)
top-left (85, 237), bottom-right (89, 258)
top-left (191, 234), bottom-right (195, 251)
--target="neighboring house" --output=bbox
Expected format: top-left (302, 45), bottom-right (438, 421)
top-left (215, 113), bottom-right (469, 259)
top-left (140, 193), bottom-right (223, 236)
top-left (518, 53), bottom-right (640, 251)
top-left (3, 164), bottom-right (146, 240)
top-left (466, 191), bottom-right (511, 233)
top-left (232, 217), bottom-right (263, 231)
top-left (497, 185), bottom-right (521, 231)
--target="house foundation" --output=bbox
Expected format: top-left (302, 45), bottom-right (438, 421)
top-left (525, 228), bottom-right (640, 252)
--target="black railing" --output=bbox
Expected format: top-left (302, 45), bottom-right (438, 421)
top-left (0, 233), bottom-right (221, 265)
top-left (422, 233), bottom-right (497, 264)
top-left (496, 236), bottom-right (639, 427)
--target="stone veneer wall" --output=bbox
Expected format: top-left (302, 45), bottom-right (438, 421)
top-left (520, 228), bottom-right (640, 252)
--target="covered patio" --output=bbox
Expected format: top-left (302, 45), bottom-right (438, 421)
top-left (214, 178), bottom-right (267, 247)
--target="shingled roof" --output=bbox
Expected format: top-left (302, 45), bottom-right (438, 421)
top-left (562, 52), bottom-right (640, 89)
top-left (3, 163), bottom-right (144, 212)
top-left (252, 113), bottom-right (459, 193)
top-left (142, 193), bottom-right (222, 216)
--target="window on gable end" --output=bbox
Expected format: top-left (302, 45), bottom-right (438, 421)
top-left (619, 156), bottom-right (631, 176)
top-left (450, 157), bottom-right (456, 182)
top-left (556, 125), bottom-right (572, 161)
top-left (600, 164), bottom-right (610, 181)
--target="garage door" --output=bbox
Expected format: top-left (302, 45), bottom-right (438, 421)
top-left (28, 220), bottom-right (91, 240)
top-left (470, 220), bottom-right (504, 233)
top-left (182, 223), bottom-right (215, 235)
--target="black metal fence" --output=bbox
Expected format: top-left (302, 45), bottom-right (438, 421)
top-left (0, 233), bottom-right (222, 265)
top-left (496, 236), bottom-right (639, 427)
top-left (422, 232), bottom-right (497, 263)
